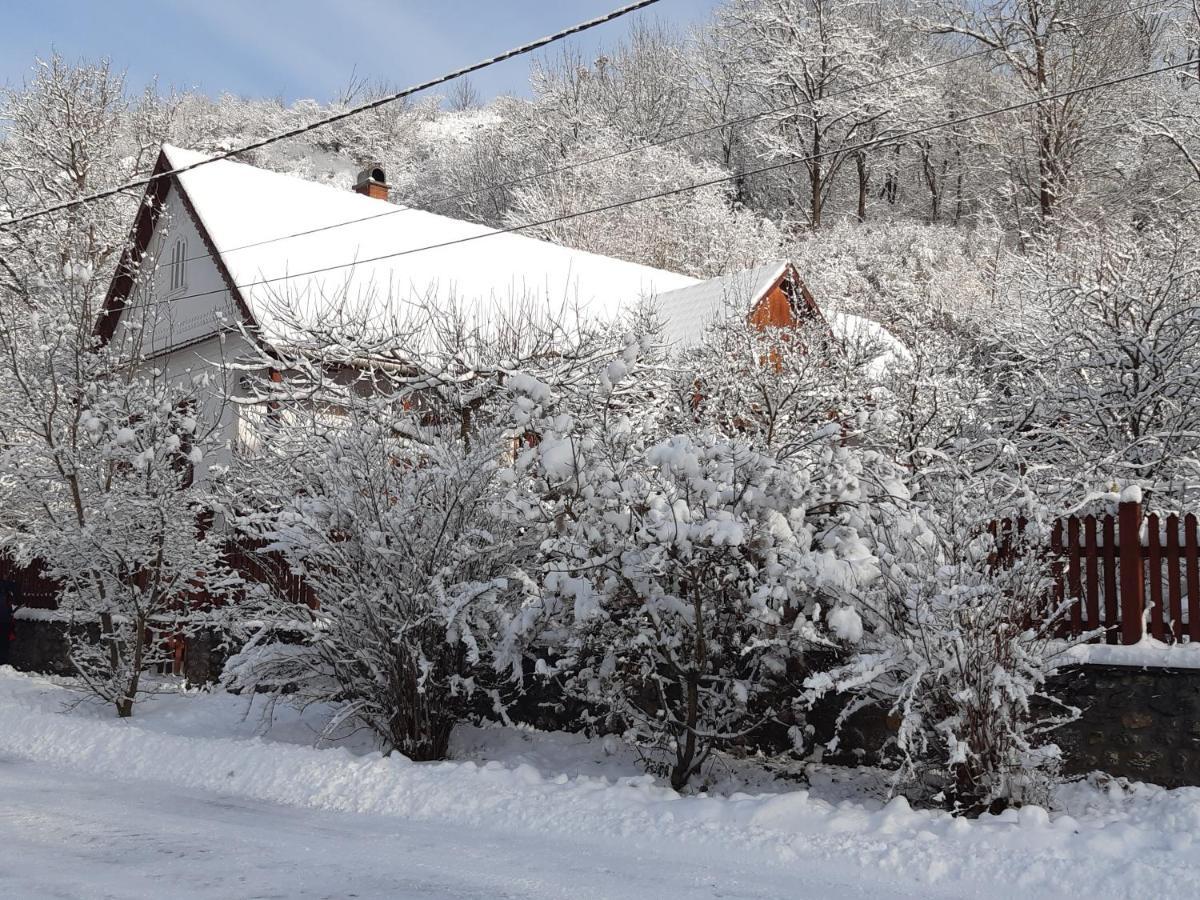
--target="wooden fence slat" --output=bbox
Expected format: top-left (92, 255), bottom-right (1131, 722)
top-left (1118, 499), bottom-right (1144, 645)
top-left (1167, 514), bottom-right (1183, 640)
top-left (1084, 515), bottom-right (1101, 632)
top-left (1067, 517), bottom-right (1084, 634)
top-left (1187, 514), bottom-right (1200, 642)
top-left (1103, 515), bottom-right (1119, 644)
top-left (1147, 514), bottom-right (1165, 640)
top-left (1050, 520), bottom-right (1065, 635)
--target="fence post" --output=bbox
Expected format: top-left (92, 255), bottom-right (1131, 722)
top-left (1118, 498), bottom-right (1145, 645)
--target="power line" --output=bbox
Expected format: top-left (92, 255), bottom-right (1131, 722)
top-left (0, 0), bottom-right (664, 231)
top-left (144, 0), bottom-right (1173, 273)
top-left (125, 55), bottom-right (1195, 315)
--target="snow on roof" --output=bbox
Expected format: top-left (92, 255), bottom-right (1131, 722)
top-left (161, 145), bottom-right (699, 343)
top-left (828, 312), bottom-right (913, 380)
top-left (652, 261), bottom-right (789, 347)
top-left (650, 254), bottom-right (912, 380)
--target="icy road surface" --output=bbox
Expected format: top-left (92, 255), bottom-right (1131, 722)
top-left (0, 752), bottom-right (926, 900)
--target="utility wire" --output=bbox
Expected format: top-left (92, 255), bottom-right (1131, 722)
top-left (124, 55), bottom-right (1196, 314)
top-left (0, 0), bottom-right (663, 231)
top-left (132, 0), bottom-right (1173, 272)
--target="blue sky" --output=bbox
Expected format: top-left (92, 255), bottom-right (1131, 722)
top-left (0, 1), bottom-right (720, 103)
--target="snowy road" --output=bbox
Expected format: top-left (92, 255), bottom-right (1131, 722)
top-left (0, 753), bottom-right (925, 900)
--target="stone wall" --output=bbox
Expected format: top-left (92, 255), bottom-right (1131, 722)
top-left (9, 616), bottom-right (80, 676)
top-left (1051, 664), bottom-right (1200, 788)
top-left (181, 629), bottom-right (228, 686)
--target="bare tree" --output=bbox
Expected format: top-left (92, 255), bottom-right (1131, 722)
top-left (447, 77), bottom-right (482, 112)
top-left (933, 0), bottom-right (1156, 225)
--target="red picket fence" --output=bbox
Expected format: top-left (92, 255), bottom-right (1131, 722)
top-left (1045, 498), bottom-right (1200, 645)
top-left (224, 538), bottom-right (318, 610)
top-left (0, 539), bottom-right (316, 613)
top-left (0, 555), bottom-right (61, 610)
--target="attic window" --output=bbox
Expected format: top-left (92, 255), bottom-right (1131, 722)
top-left (169, 239), bottom-right (187, 293)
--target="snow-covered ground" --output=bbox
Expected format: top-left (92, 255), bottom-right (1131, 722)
top-left (1, 753), bottom-right (869, 900)
top-left (1, 669), bottom-right (1199, 899)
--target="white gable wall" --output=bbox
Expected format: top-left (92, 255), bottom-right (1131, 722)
top-left (110, 184), bottom-right (239, 360)
top-left (108, 182), bottom-right (264, 477)
top-left (153, 330), bottom-right (259, 479)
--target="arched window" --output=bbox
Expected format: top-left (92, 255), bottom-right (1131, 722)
top-left (169, 238), bottom-right (187, 292)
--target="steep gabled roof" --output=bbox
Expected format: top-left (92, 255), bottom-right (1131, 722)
top-left (652, 259), bottom-right (911, 379)
top-left (104, 146), bottom-right (903, 374)
top-left (107, 145), bottom-right (699, 348)
top-left (653, 260), bottom-right (824, 347)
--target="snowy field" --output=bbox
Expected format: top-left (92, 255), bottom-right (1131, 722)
top-left (1, 669), bottom-right (1199, 899)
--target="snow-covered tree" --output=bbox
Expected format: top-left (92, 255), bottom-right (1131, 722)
top-left (725, 0), bottom-right (928, 228)
top-left (0, 259), bottom-right (236, 717)
top-left (933, 0), bottom-right (1158, 227)
top-left (530, 21), bottom-right (692, 146)
top-left (991, 221), bottom-right (1200, 502)
top-left (0, 54), bottom-right (174, 311)
top-left (507, 130), bottom-right (783, 276)
top-left (1134, 4), bottom-right (1200, 209)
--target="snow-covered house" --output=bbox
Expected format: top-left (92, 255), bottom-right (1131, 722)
top-left (97, 145), bottom-right (902, 467)
top-left (653, 259), bottom-right (913, 377)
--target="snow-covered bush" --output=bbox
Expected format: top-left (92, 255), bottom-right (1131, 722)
top-left (505, 331), bottom-right (881, 789)
top-left (231, 409), bottom-right (532, 760)
top-left (803, 475), bottom-right (1073, 813)
top-left (223, 295), bottom-right (608, 759)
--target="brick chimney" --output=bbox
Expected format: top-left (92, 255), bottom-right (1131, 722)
top-left (354, 164), bottom-right (389, 200)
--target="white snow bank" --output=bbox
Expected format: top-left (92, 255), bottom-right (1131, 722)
top-left (2, 671), bottom-right (1200, 896)
top-left (1053, 637), bottom-right (1200, 669)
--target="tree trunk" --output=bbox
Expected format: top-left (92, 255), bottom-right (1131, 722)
top-left (855, 152), bottom-right (869, 222)
top-left (809, 163), bottom-right (823, 230)
top-left (117, 613), bottom-right (146, 718)
top-left (1033, 37), bottom-right (1057, 224)
top-left (671, 587), bottom-right (706, 791)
